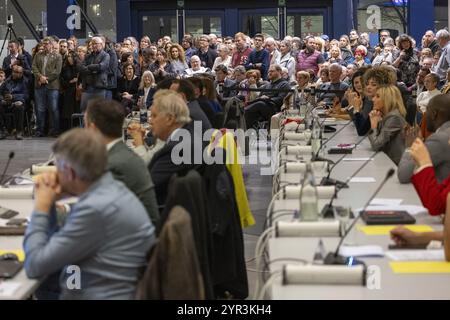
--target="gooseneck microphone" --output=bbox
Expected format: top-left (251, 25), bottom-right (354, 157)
top-left (312, 119), bottom-right (353, 163)
top-left (321, 150), bottom-right (379, 218)
top-left (0, 151), bottom-right (15, 186)
top-left (324, 168), bottom-right (396, 265)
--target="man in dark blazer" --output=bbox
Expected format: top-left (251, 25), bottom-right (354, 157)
top-left (398, 94), bottom-right (450, 183)
top-left (84, 98), bottom-right (160, 227)
top-left (148, 89), bottom-right (206, 206)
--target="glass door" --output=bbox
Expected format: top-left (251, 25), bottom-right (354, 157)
top-left (139, 11), bottom-right (177, 43)
top-left (239, 8), bottom-right (278, 38)
top-left (286, 8), bottom-right (328, 38)
top-left (185, 10), bottom-right (224, 37)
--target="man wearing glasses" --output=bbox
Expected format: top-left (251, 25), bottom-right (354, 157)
top-left (79, 36), bottom-right (110, 112)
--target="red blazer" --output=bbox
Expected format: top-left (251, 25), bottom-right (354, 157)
top-left (411, 166), bottom-right (450, 216)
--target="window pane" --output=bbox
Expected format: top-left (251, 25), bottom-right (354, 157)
top-left (261, 16), bottom-right (278, 38)
top-left (0, 0), bottom-right (46, 40)
top-left (142, 15), bottom-right (177, 43)
top-left (300, 15), bottom-right (323, 37)
top-left (87, 0), bottom-right (116, 41)
top-left (357, 0), bottom-right (407, 33)
top-left (186, 17), bottom-right (203, 37)
top-left (210, 17), bottom-right (221, 36)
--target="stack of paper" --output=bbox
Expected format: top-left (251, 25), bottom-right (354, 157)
top-left (386, 250), bottom-right (445, 261)
top-left (339, 245), bottom-right (384, 258)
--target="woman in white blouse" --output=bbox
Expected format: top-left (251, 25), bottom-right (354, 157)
top-left (212, 44), bottom-right (232, 74)
top-left (276, 40), bottom-right (296, 82)
top-left (416, 73), bottom-right (441, 122)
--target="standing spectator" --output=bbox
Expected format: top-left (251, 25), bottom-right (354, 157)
top-left (265, 37), bottom-right (280, 66)
top-left (245, 33), bottom-right (270, 80)
top-left (231, 32), bottom-right (252, 68)
top-left (339, 35), bottom-right (354, 66)
top-left (433, 29), bottom-right (450, 83)
top-left (103, 37), bottom-right (118, 100)
top-left (17, 37), bottom-right (33, 69)
top-left (349, 29), bottom-right (360, 54)
top-left (168, 44), bottom-right (188, 76)
top-left (32, 37), bottom-right (62, 137)
top-left (60, 50), bottom-right (79, 132)
top-left (79, 36), bottom-right (110, 112)
top-left (2, 40), bottom-right (30, 78)
top-left (195, 34), bottom-right (217, 70)
top-left (181, 36), bottom-right (195, 63)
top-left (393, 34), bottom-right (420, 87)
top-left (276, 40), bottom-right (296, 82)
top-left (423, 30), bottom-right (440, 55)
top-left (149, 48), bottom-right (176, 83)
top-left (296, 36), bottom-right (325, 77)
top-left (212, 44), bottom-right (232, 73)
top-left (138, 36), bottom-right (151, 67)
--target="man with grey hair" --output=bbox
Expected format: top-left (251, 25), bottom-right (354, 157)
top-left (423, 30), bottom-right (440, 55)
top-left (433, 29), bottom-right (450, 82)
top-left (23, 128), bottom-right (155, 299)
top-left (79, 36), bottom-right (110, 111)
top-left (317, 63), bottom-right (349, 106)
top-left (148, 89), bottom-right (205, 205)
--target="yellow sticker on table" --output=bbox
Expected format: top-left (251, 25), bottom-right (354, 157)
top-left (390, 261), bottom-right (450, 273)
top-left (0, 250), bottom-right (25, 262)
top-left (357, 225), bottom-right (433, 236)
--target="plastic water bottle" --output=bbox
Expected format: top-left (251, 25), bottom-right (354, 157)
top-left (298, 90), bottom-right (307, 118)
top-left (300, 163), bottom-right (319, 221)
top-left (311, 115), bottom-right (322, 157)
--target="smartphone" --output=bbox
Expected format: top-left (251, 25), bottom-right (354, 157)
top-left (0, 207), bottom-right (19, 219)
top-left (6, 218), bottom-right (28, 226)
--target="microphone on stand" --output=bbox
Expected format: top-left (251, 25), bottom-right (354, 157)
top-left (0, 151), bottom-right (15, 186)
top-left (324, 168), bottom-right (396, 265)
top-left (321, 150), bottom-right (379, 218)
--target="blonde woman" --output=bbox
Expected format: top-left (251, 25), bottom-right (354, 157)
top-left (212, 44), bottom-right (232, 73)
top-left (169, 43), bottom-right (188, 76)
top-left (137, 70), bottom-right (157, 108)
top-left (368, 85), bottom-right (407, 164)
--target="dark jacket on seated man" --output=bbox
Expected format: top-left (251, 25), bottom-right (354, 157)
top-left (108, 140), bottom-right (160, 227)
top-left (149, 121), bottom-right (207, 206)
top-left (0, 73), bottom-right (29, 134)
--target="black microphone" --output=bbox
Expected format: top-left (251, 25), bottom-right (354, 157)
top-left (0, 151), bottom-right (15, 186)
top-left (324, 168), bottom-right (396, 265)
top-left (320, 153), bottom-right (349, 188)
top-left (321, 151), bottom-right (378, 218)
top-left (312, 119), bottom-right (352, 163)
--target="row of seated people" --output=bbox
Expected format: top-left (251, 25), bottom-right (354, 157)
top-left (24, 94), bottom-right (252, 300)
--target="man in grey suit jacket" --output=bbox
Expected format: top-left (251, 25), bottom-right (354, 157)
top-left (398, 94), bottom-right (450, 183)
top-left (84, 99), bottom-right (160, 227)
top-left (24, 129), bottom-right (155, 299)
